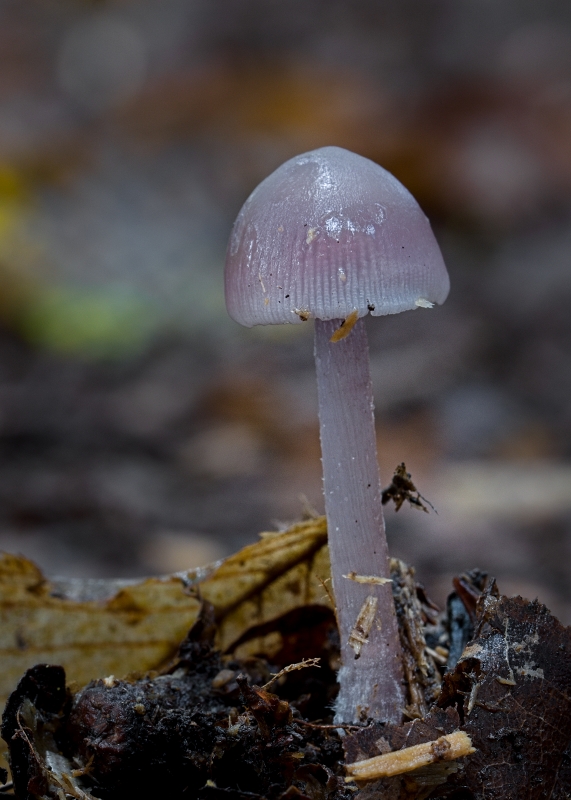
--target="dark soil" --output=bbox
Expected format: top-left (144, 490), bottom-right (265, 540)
top-left (3, 567), bottom-right (571, 800)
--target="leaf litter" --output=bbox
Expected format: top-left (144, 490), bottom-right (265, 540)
top-left (0, 514), bottom-right (570, 799)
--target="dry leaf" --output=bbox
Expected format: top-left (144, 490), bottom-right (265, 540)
top-left (0, 553), bottom-right (203, 706)
top-left (0, 553), bottom-right (202, 769)
top-left (202, 516), bottom-right (331, 656)
top-left (0, 517), bottom-right (331, 767)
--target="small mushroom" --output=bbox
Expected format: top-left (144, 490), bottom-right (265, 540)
top-left (225, 146), bottom-right (449, 724)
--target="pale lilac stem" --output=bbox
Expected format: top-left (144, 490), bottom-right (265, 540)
top-left (314, 317), bottom-right (405, 725)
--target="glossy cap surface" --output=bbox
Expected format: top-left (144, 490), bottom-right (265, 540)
top-left (225, 146), bottom-right (449, 326)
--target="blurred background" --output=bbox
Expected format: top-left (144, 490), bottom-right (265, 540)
top-left (1, 0), bottom-right (571, 620)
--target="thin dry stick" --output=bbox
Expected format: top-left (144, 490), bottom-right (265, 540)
top-left (295, 719), bottom-right (365, 731)
top-left (262, 658), bottom-right (321, 690)
top-left (345, 731), bottom-right (475, 782)
top-left (317, 575), bottom-right (335, 608)
top-left (343, 572), bottom-right (392, 585)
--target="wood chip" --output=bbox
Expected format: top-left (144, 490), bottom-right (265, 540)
top-left (348, 595), bottom-right (378, 657)
top-left (343, 572), bottom-right (392, 586)
top-left (330, 309), bottom-right (359, 342)
top-left (345, 730), bottom-right (475, 781)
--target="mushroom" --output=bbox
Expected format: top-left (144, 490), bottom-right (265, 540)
top-left (225, 146), bottom-right (449, 725)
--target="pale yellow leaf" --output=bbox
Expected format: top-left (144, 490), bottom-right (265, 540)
top-left (0, 517), bottom-right (332, 768)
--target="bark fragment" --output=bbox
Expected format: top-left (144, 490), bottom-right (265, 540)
top-left (435, 590), bottom-right (571, 799)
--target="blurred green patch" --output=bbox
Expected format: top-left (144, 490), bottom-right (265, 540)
top-left (21, 286), bottom-right (159, 360)
top-left (0, 162), bottom-right (160, 360)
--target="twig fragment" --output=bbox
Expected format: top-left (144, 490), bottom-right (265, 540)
top-left (348, 596), bottom-right (378, 657)
top-left (295, 719), bottom-right (365, 731)
top-left (345, 730), bottom-right (475, 782)
top-left (317, 575), bottom-right (335, 607)
top-left (343, 572), bottom-right (392, 586)
top-left (425, 646), bottom-right (448, 666)
top-left (262, 658), bottom-right (321, 690)
top-left (330, 309), bottom-right (360, 342)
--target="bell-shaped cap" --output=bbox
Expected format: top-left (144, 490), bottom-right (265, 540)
top-left (225, 146), bottom-right (449, 326)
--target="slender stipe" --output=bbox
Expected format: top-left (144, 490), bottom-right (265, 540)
top-left (314, 317), bottom-right (405, 724)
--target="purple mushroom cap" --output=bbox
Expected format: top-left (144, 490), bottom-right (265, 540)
top-left (225, 145), bottom-right (450, 326)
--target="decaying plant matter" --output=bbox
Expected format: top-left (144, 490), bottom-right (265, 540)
top-left (2, 519), bottom-right (570, 800)
top-left (382, 463), bottom-right (435, 514)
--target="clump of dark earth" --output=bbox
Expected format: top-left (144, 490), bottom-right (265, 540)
top-left (2, 607), bottom-right (350, 800)
top-left (3, 564), bottom-right (571, 800)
